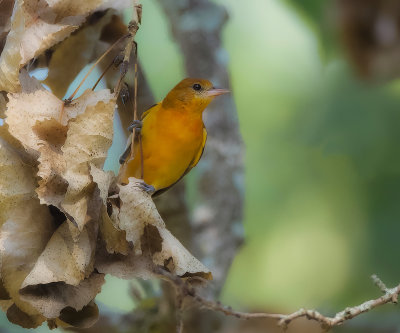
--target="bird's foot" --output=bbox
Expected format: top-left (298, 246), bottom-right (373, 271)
top-left (135, 180), bottom-right (155, 195)
top-left (128, 120), bottom-right (143, 133)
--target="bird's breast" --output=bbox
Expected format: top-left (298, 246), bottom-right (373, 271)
top-left (140, 108), bottom-right (204, 189)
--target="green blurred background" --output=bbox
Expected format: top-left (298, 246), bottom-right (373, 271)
top-left (137, 0), bottom-right (400, 330)
top-left (3, 0), bottom-right (400, 331)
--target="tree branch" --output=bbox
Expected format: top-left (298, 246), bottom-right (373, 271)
top-left (157, 268), bottom-right (400, 331)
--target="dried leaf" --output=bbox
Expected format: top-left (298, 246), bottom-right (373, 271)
top-left (115, 180), bottom-right (165, 255)
top-left (58, 301), bottom-right (99, 329)
top-left (95, 247), bottom-right (160, 280)
top-left (0, 139), bottom-right (55, 328)
top-left (0, 202), bottom-right (55, 304)
top-left (19, 68), bottom-right (46, 93)
top-left (6, 88), bottom-right (65, 157)
top-left (0, 0), bottom-right (25, 92)
top-left (35, 119), bottom-right (68, 206)
top-left (6, 86), bottom-right (115, 210)
top-left (0, 138), bottom-right (36, 224)
top-left (43, 0), bottom-right (100, 17)
top-left (0, 122), bottom-right (31, 164)
top-left (6, 303), bottom-right (44, 329)
top-left (0, 0), bottom-right (84, 92)
top-left (1, 86), bottom-right (115, 328)
top-left (0, 0), bottom-right (131, 93)
top-left (99, 205), bottom-right (129, 255)
top-left (0, 93), bottom-right (6, 119)
top-left (90, 163), bottom-right (115, 205)
top-left (90, 164), bottom-right (128, 254)
top-left (22, 221), bottom-right (96, 287)
top-left (44, 12), bottom-right (113, 98)
top-left (0, 300), bottom-right (13, 312)
top-left (97, 180), bottom-right (212, 280)
top-left (43, 0), bottom-right (131, 17)
top-left (153, 227), bottom-right (212, 279)
top-left (20, 273), bottom-right (104, 319)
top-left (61, 90), bottom-right (115, 229)
top-left (0, 0), bottom-right (14, 53)
top-left (0, 279), bottom-right (10, 301)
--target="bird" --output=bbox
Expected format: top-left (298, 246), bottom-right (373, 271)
top-left (118, 78), bottom-right (229, 196)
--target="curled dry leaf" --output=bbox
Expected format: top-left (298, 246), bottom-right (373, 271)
top-left (57, 301), bottom-right (99, 329)
top-left (0, 138), bottom-right (36, 223)
top-left (0, 140), bottom-right (54, 328)
top-left (6, 83), bottom-right (114, 294)
top-left (22, 221), bottom-right (96, 287)
top-left (0, 0), bottom-right (14, 53)
top-left (0, 0), bottom-right (131, 93)
top-left (0, 0), bottom-right (83, 92)
top-left (35, 121), bottom-right (68, 207)
top-left (99, 205), bottom-right (130, 255)
top-left (1, 80), bottom-right (115, 328)
top-left (19, 68), bottom-right (45, 93)
top-left (20, 272), bottom-right (105, 319)
top-left (6, 88), bottom-right (64, 156)
top-left (1, 203), bottom-right (54, 328)
top-left (44, 11), bottom-right (113, 98)
top-left (44, 0), bottom-right (131, 17)
top-left (6, 75), bottom-right (115, 209)
top-left (116, 181), bottom-right (165, 255)
top-left (0, 93), bottom-right (6, 118)
top-left (96, 179), bottom-right (212, 280)
top-left (90, 163), bottom-right (115, 205)
top-left (61, 90), bottom-right (115, 229)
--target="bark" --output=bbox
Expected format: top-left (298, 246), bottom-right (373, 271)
top-left (156, 0), bottom-right (244, 295)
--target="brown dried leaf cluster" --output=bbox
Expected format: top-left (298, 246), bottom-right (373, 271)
top-left (0, 0), bottom-right (130, 93)
top-left (1, 77), bottom-right (210, 329)
top-left (0, 0), bottom-right (211, 330)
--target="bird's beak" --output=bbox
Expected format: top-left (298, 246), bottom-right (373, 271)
top-left (206, 88), bottom-right (230, 97)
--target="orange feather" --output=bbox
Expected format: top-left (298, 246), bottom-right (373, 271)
top-left (118, 78), bottom-right (228, 196)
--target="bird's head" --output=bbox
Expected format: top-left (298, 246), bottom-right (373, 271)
top-left (162, 78), bottom-right (229, 111)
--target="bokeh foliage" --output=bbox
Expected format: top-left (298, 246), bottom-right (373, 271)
top-left (214, 0), bottom-right (400, 330)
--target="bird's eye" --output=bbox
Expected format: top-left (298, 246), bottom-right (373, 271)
top-left (193, 83), bottom-right (202, 91)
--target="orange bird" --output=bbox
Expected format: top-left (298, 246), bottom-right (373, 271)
top-left (118, 78), bottom-right (229, 196)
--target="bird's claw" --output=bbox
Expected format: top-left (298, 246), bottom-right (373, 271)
top-left (128, 120), bottom-right (143, 133)
top-left (136, 181), bottom-right (155, 195)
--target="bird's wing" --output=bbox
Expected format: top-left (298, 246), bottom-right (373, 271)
top-left (119, 103), bottom-right (160, 165)
top-left (153, 127), bottom-right (207, 197)
top-left (187, 126), bottom-right (207, 170)
top-left (141, 103), bottom-right (159, 120)
top-left (119, 136), bottom-right (132, 164)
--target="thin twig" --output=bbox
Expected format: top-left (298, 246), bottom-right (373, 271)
top-left (131, 42), bottom-right (139, 159)
top-left (138, 128), bottom-right (144, 179)
top-left (114, 3), bottom-right (144, 180)
top-left (57, 34), bottom-right (128, 123)
top-left (67, 34), bottom-right (128, 102)
top-left (91, 59), bottom-right (114, 91)
top-left (176, 289), bottom-right (184, 333)
top-left (156, 267), bottom-right (400, 331)
top-left (113, 23), bottom-right (139, 97)
top-left (176, 318), bottom-right (184, 333)
top-left (135, 43), bottom-right (144, 180)
top-left (371, 274), bottom-right (388, 293)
